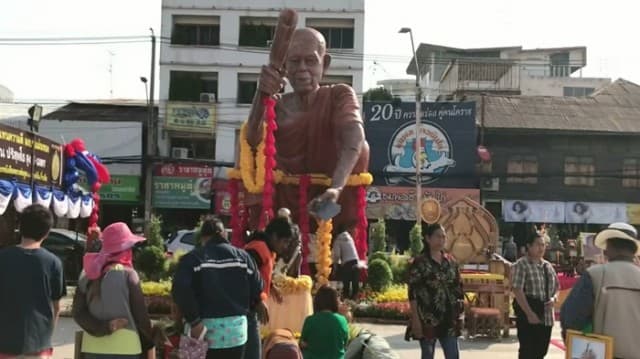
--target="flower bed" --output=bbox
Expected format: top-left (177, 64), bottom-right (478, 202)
top-left (141, 281), bottom-right (173, 315)
top-left (353, 301), bottom-right (410, 321)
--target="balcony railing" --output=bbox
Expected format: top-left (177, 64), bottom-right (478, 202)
top-left (439, 60), bottom-right (521, 95)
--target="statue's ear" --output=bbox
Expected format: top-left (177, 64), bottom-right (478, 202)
top-left (323, 53), bottom-right (332, 71)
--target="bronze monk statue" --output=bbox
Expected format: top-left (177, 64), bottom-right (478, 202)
top-left (244, 14), bottom-right (370, 233)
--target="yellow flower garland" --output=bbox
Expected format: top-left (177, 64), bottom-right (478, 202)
top-left (238, 123), bottom-right (267, 194)
top-left (272, 275), bottom-right (313, 295)
top-left (227, 121), bottom-right (373, 190)
top-left (315, 220), bottom-right (333, 288)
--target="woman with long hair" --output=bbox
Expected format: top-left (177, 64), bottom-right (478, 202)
top-left (407, 223), bottom-right (463, 359)
top-left (72, 222), bottom-right (154, 359)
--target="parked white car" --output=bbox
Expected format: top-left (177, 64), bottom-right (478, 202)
top-left (165, 229), bottom-right (197, 255)
top-left (165, 228), bottom-right (233, 255)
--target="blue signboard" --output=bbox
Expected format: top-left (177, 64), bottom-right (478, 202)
top-left (363, 101), bottom-right (477, 188)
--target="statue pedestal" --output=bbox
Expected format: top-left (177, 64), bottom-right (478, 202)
top-left (263, 275), bottom-right (313, 334)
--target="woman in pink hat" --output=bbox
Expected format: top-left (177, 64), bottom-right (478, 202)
top-left (72, 222), bottom-right (154, 359)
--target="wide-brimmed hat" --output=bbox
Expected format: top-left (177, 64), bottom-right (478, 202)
top-left (594, 222), bottom-right (640, 254)
top-left (100, 222), bottom-right (145, 254)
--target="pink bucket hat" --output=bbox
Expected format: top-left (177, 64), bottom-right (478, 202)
top-left (83, 222), bottom-right (145, 280)
top-left (100, 222), bottom-right (146, 254)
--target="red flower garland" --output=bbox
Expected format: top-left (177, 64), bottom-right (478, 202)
top-left (259, 97), bottom-right (278, 229)
top-left (89, 192), bottom-right (100, 229)
top-left (356, 185), bottom-right (369, 260)
top-left (298, 175), bottom-right (311, 274)
top-left (228, 179), bottom-right (243, 247)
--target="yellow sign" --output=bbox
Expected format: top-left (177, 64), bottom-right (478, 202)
top-left (165, 102), bottom-right (216, 134)
top-left (627, 204), bottom-right (640, 224)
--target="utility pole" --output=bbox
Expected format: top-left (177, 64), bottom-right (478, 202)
top-left (399, 27), bottom-right (422, 225)
top-left (143, 29), bottom-right (156, 234)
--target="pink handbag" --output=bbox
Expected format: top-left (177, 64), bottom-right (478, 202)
top-left (176, 328), bottom-right (208, 359)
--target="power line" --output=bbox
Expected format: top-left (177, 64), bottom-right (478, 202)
top-left (0, 35), bottom-right (595, 67)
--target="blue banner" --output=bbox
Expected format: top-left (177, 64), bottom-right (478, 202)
top-left (363, 101), bottom-right (477, 188)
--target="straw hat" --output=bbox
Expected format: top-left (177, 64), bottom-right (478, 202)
top-left (594, 222), bottom-right (640, 254)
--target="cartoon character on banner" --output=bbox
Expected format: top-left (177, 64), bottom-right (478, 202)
top-left (63, 138), bottom-right (110, 249)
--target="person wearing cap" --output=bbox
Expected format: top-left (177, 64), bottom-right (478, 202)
top-left (72, 222), bottom-right (154, 358)
top-left (560, 222), bottom-right (640, 359)
top-left (172, 217), bottom-right (264, 359)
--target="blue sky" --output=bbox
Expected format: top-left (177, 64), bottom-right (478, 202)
top-left (0, 0), bottom-right (637, 101)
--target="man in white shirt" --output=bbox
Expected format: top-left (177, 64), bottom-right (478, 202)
top-left (332, 222), bottom-right (360, 300)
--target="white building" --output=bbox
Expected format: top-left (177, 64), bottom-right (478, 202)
top-left (375, 79), bottom-right (415, 102)
top-left (388, 43), bottom-right (610, 101)
top-left (159, 0), bottom-right (365, 164)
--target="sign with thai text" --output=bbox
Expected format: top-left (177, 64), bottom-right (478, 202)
top-left (0, 123), bottom-right (62, 185)
top-left (165, 102), bottom-right (216, 134)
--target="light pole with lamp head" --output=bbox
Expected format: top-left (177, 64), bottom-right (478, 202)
top-left (399, 27), bottom-right (422, 226)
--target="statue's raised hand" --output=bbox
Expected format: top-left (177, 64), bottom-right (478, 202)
top-left (258, 65), bottom-right (285, 97)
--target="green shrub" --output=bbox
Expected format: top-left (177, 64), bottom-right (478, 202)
top-left (409, 224), bottom-right (423, 256)
top-left (367, 259), bottom-right (393, 292)
top-left (136, 246), bottom-right (166, 281)
top-left (389, 254), bottom-right (410, 284)
top-left (370, 219), bottom-right (387, 253)
top-left (369, 251), bottom-right (389, 264)
top-left (147, 215), bottom-right (165, 248)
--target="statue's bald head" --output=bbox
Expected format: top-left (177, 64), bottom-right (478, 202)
top-left (291, 28), bottom-right (327, 55)
top-left (286, 27), bottom-right (332, 94)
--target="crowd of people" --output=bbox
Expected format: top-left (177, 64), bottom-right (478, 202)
top-left (4, 202), bottom-right (640, 359)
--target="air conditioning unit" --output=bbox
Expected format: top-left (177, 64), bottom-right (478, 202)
top-left (481, 177), bottom-right (500, 192)
top-left (171, 147), bottom-right (190, 159)
top-left (200, 92), bottom-right (217, 103)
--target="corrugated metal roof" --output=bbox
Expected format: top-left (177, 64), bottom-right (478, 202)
top-left (43, 101), bottom-right (157, 122)
top-left (479, 78), bottom-right (640, 134)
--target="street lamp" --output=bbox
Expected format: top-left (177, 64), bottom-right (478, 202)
top-left (399, 27), bottom-right (422, 226)
top-left (140, 77), bottom-right (149, 105)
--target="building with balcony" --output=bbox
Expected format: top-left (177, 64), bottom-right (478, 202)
top-left (159, 0), bottom-right (365, 164)
top-left (400, 43), bottom-right (610, 101)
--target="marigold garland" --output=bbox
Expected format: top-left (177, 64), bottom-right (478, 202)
top-left (238, 123), bottom-right (267, 194)
top-left (315, 219), bottom-right (333, 288)
top-left (272, 274), bottom-right (313, 295)
top-left (227, 168), bottom-right (373, 188)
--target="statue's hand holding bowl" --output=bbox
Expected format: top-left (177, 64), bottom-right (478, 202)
top-left (258, 65), bottom-right (285, 97)
top-left (308, 188), bottom-right (342, 220)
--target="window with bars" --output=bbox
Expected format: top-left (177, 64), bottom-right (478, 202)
top-left (239, 17), bottom-right (276, 47)
top-left (306, 18), bottom-right (355, 49)
top-left (506, 155), bottom-right (538, 184)
top-left (622, 158), bottom-right (640, 188)
top-left (237, 73), bottom-right (258, 104)
top-left (168, 71), bottom-right (218, 102)
top-left (564, 156), bottom-right (595, 186)
top-left (171, 16), bottom-right (220, 46)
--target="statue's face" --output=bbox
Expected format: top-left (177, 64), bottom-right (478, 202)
top-left (286, 31), bottom-right (327, 94)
